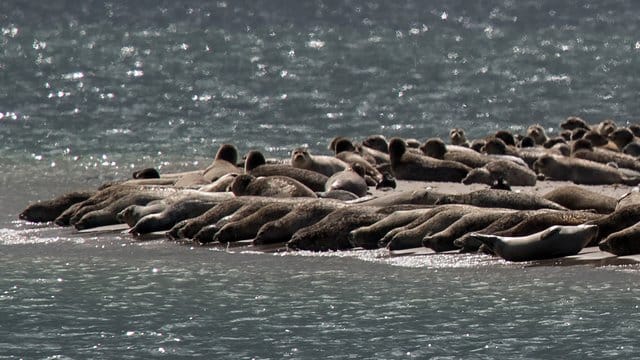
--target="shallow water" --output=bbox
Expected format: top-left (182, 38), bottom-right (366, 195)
top-left (2, 0), bottom-right (640, 358)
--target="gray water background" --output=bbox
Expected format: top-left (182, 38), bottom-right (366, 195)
top-left (1, 1), bottom-right (640, 358)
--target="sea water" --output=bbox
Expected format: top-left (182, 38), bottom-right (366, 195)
top-left (1, 1), bottom-right (640, 358)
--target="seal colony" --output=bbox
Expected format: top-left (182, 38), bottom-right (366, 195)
top-left (18, 117), bottom-right (640, 264)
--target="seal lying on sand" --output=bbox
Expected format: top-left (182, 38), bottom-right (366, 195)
top-left (20, 190), bottom-right (95, 223)
top-left (203, 144), bottom-right (240, 182)
top-left (230, 174), bottom-right (317, 198)
top-left (462, 160), bottom-right (537, 187)
top-left (598, 221), bottom-right (640, 256)
top-left (434, 189), bottom-right (567, 210)
top-left (533, 154), bottom-right (640, 186)
top-left (325, 163), bottom-right (369, 197)
top-left (542, 185), bottom-right (617, 214)
top-left (290, 147), bottom-right (348, 177)
top-left (244, 150), bottom-right (328, 192)
top-left (388, 137), bottom-right (470, 182)
top-left (468, 224), bottom-right (599, 262)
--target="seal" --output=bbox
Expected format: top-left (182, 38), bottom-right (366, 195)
top-left (174, 173), bottom-right (211, 187)
top-left (542, 185), bottom-right (617, 214)
top-left (487, 210), bottom-right (601, 240)
top-left (598, 222), bottom-right (640, 256)
top-left (118, 201), bottom-right (166, 227)
top-left (449, 128), bottom-right (470, 147)
top-left (561, 116), bottom-right (590, 131)
top-left (203, 144), bottom-right (240, 182)
top-left (315, 189), bottom-right (359, 201)
top-left (420, 138), bottom-right (492, 169)
top-left (608, 128), bottom-right (636, 151)
top-left (462, 160), bottom-right (537, 187)
top-left (198, 173), bottom-right (238, 192)
top-left (616, 190), bottom-right (640, 210)
top-left (290, 147), bottom-right (348, 177)
top-left (165, 197), bottom-right (249, 240)
top-left (333, 138), bottom-right (383, 181)
top-left (230, 174), bottom-right (317, 198)
top-left (422, 209), bottom-right (514, 252)
top-left (190, 201), bottom-right (271, 243)
top-left (253, 200), bottom-right (344, 245)
top-left (358, 188), bottom-right (446, 207)
top-left (132, 168), bottom-right (160, 179)
top-left (468, 224), bottom-right (599, 262)
top-left (435, 189), bottom-right (568, 210)
top-left (325, 163), bottom-right (369, 197)
top-left (361, 135), bottom-right (389, 153)
top-left (287, 206), bottom-right (387, 251)
top-left (244, 150), bottom-right (328, 192)
top-left (388, 137), bottom-right (470, 182)
top-left (386, 205), bottom-right (477, 250)
top-left (595, 118), bottom-right (617, 136)
top-left (348, 208), bottom-right (431, 249)
top-left (19, 190), bottom-right (95, 223)
top-left (74, 191), bottom-right (165, 230)
top-left (584, 204), bottom-right (640, 245)
top-left (571, 139), bottom-right (640, 173)
top-left (526, 124), bottom-right (548, 145)
top-left (533, 154), bottom-right (640, 185)
top-left (212, 202), bottom-right (297, 243)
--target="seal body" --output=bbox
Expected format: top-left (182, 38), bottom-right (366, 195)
top-left (599, 221), bottom-right (640, 256)
top-left (388, 137), bottom-right (470, 182)
top-left (290, 148), bottom-right (348, 177)
top-left (230, 174), bottom-right (317, 198)
top-left (469, 224), bottom-right (599, 262)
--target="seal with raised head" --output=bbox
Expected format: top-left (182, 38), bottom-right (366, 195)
top-left (598, 222), bottom-right (640, 256)
top-left (561, 116), bottom-right (590, 131)
top-left (388, 137), bottom-right (470, 182)
top-left (203, 144), bottom-right (240, 182)
top-left (230, 174), bottom-right (317, 198)
top-left (20, 190), bottom-right (95, 223)
top-left (526, 124), bottom-right (548, 145)
top-left (290, 147), bottom-right (348, 177)
top-left (333, 138), bottom-right (382, 181)
top-left (468, 224), bottom-right (599, 262)
top-left (420, 138), bottom-right (492, 169)
top-left (244, 150), bottom-right (328, 192)
top-left (449, 128), bottom-right (470, 147)
top-left (571, 138), bottom-right (640, 173)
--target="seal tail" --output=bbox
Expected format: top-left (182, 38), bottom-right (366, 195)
top-left (466, 233), bottom-right (498, 253)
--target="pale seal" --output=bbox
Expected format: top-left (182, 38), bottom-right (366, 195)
top-left (290, 147), bottom-right (348, 177)
top-left (469, 224), bottom-right (599, 262)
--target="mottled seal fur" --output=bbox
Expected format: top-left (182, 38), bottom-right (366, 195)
top-left (203, 143), bottom-right (240, 182)
top-left (212, 202), bottom-right (297, 243)
top-left (422, 209), bottom-right (514, 252)
top-left (469, 224), bottom-right (598, 262)
top-left (534, 154), bottom-right (640, 186)
top-left (349, 208), bottom-right (431, 249)
top-left (287, 206), bottom-right (387, 251)
top-left (572, 139), bottom-right (640, 173)
top-left (598, 221), bottom-right (640, 256)
top-left (290, 147), bottom-right (348, 177)
top-left (74, 192), bottom-right (165, 230)
top-left (20, 190), bottom-right (95, 223)
top-left (165, 198), bottom-right (250, 240)
top-left (435, 189), bottom-right (567, 210)
top-left (230, 174), bottom-right (317, 198)
top-left (358, 188), bottom-right (445, 207)
top-left (253, 200), bottom-right (344, 245)
top-left (584, 205), bottom-right (640, 245)
top-left (245, 150), bottom-right (328, 192)
top-left (388, 137), bottom-right (470, 182)
top-left (542, 185), bottom-right (617, 214)
top-left (462, 160), bottom-right (537, 187)
top-left (420, 138), bottom-right (492, 169)
top-left (333, 138), bottom-right (382, 181)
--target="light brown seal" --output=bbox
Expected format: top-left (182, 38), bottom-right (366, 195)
top-left (533, 154), bottom-right (640, 186)
top-left (462, 160), bottom-right (537, 187)
top-left (245, 150), bottom-right (328, 192)
top-left (542, 185), bottom-right (617, 214)
top-left (388, 137), bottom-right (470, 182)
top-left (598, 221), bottom-right (640, 256)
top-left (230, 174), bottom-right (317, 198)
top-left (435, 189), bottom-right (568, 210)
top-left (325, 163), bottom-right (369, 197)
top-left (203, 144), bottom-right (240, 182)
top-left (526, 124), bottom-right (548, 145)
top-left (290, 147), bottom-right (348, 177)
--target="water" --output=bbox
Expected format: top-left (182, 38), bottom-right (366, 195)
top-left (2, 0), bottom-right (640, 358)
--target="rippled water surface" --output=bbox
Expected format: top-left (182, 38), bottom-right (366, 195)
top-left (2, 0), bottom-right (640, 358)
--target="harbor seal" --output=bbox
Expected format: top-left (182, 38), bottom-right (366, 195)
top-left (434, 189), bottom-right (568, 210)
top-left (542, 185), bottom-right (617, 214)
top-left (571, 139), bottom-right (640, 173)
top-left (598, 221), bottom-right (640, 256)
top-left (245, 150), bottom-right (328, 192)
top-left (449, 128), bottom-right (470, 147)
top-left (230, 174), bottom-right (317, 198)
top-left (348, 208), bottom-right (431, 249)
top-left (290, 147), bottom-right (348, 177)
top-left (462, 160), bottom-right (537, 187)
top-left (287, 206), bottom-right (387, 251)
top-left (420, 138), bottom-right (492, 169)
top-left (74, 192), bottom-right (165, 230)
top-left (526, 124), bottom-right (548, 145)
top-left (20, 190), bottom-right (95, 223)
top-left (333, 138), bottom-right (383, 181)
top-left (203, 144), bottom-right (240, 182)
top-left (561, 116), bottom-right (590, 131)
top-left (584, 205), bottom-right (640, 245)
top-left (165, 198), bottom-right (249, 240)
top-left (423, 209), bottom-right (514, 252)
top-left (533, 154), bottom-right (640, 185)
top-left (132, 168), bottom-right (160, 179)
top-left (388, 137), bottom-right (470, 182)
top-left (325, 163), bottom-right (369, 197)
top-left (253, 200), bottom-right (344, 245)
top-left (212, 202), bottom-right (297, 243)
top-left (468, 224), bottom-right (599, 262)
